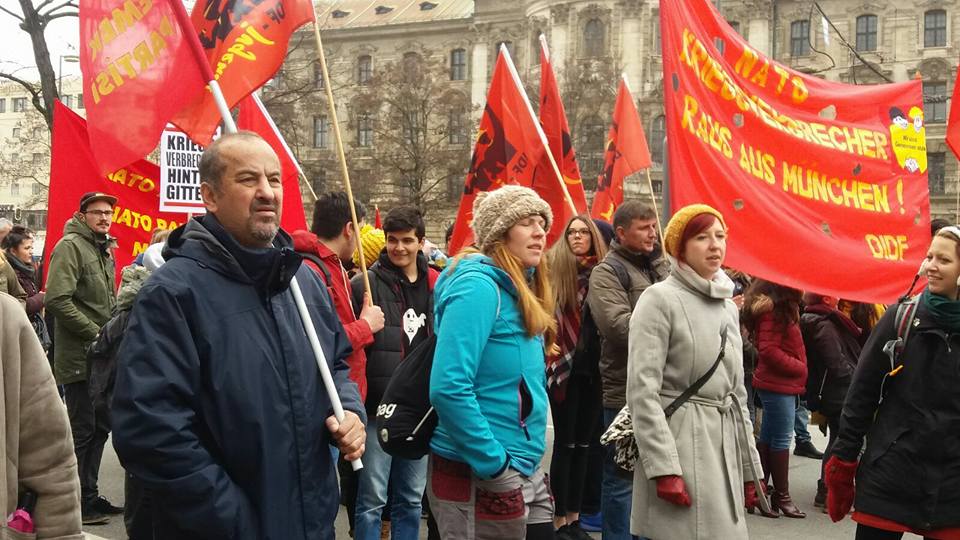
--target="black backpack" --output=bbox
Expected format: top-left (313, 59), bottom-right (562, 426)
top-left (376, 280), bottom-right (500, 459)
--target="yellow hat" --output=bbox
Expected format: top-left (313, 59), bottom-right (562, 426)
top-left (353, 224), bottom-right (385, 267)
top-left (663, 204), bottom-right (727, 259)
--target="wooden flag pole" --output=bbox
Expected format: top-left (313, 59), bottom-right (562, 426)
top-left (500, 45), bottom-right (578, 216)
top-left (310, 5), bottom-right (372, 297)
top-left (165, 0), bottom-right (363, 471)
top-left (644, 169), bottom-right (663, 234)
top-left (955, 168), bottom-right (959, 223)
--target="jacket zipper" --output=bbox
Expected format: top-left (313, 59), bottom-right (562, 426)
top-left (518, 380), bottom-right (531, 441)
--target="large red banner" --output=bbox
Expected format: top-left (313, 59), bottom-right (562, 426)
top-left (45, 102), bottom-right (189, 285)
top-left (172, 0), bottom-right (315, 146)
top-left (79, 0), bottom-right (207, 175)
top-left (662, 0), bottom-right (929, 303)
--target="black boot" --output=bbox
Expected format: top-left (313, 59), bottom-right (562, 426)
top-left (794, 439), bottom-right (824, 459)
top-left (814, 480), bottom-right (827, 509)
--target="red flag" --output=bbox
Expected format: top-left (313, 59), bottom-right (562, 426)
top-left (79, 0), bottom-right (207, 175)
top-left (172, 0), bottom-right (316, 146)
top-left (45, 102), bottom-right (190, 285)
top-left (662, 0), bottom-right (927, 303)
top-left (374, 206), bottom-right (382, 229)
top-left (947, 67), bottom-right (960, 159)
top-left (591, 79), bottom-right (651, 222)
top-left (447, 49), bottom-right (550, 255)
top-left (235, 94), bottom-right (307, 232)
top-left (538, 36), bottom-right (589, 245)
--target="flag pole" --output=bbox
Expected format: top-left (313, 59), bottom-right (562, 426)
top-left (501, 45), bottom-right (578, 215)
top-left (166, 0), bottom-right (362, 471)
top-left (251, 92), bottom-right (319, 202)
top-left (621, 74), bottom-right (662, 233)
top-left (310, 5), bottom-right (372, 297)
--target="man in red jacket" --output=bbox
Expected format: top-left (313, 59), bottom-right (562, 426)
top-left (291, 192), bottom-right (385, 401)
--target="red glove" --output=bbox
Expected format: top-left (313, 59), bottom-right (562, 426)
top-left (655, 475), bottom-right (692, 507)
top-left (744, 481), bottom-right (758, 509)
top-left (824, 456), bottom-right (858, 522)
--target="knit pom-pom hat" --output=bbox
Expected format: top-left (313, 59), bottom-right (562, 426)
top-left (353, 223), bottom-right (385, 267)
top-left (471, 186), bottom-right (552, 252)
top-left (663, 204), bottom-right (726, 259)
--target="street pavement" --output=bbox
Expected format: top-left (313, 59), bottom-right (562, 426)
top-left (88, 428), bottom-right (871, 539)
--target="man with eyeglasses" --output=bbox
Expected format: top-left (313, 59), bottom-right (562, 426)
top-left (45, 191), bottom-right (120, 525)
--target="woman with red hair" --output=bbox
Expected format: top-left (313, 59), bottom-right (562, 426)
top-left (626, 204), bottom-right (764, 539)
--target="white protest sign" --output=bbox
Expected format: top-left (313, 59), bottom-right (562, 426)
top-left (159, 126), bottom-right (214, 214)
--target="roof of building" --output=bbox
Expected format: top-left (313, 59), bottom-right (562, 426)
top-left (316, 0), bottom-right (473, 29)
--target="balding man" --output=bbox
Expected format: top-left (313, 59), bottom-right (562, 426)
top-left (111, 131), bottom-right (366, 540)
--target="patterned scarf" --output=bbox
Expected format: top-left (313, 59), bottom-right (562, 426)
top-left (547, 255), bottom-right (598, 401)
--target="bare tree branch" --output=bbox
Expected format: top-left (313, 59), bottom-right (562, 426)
top-left (0, 73), bottom-right (42, 100)
top-left (0, 4), bottom-right (24, 21)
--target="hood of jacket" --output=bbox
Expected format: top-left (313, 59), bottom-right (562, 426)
top-left (373, 248), bottom-right (431, 286)
top-left (64, 216), bottom-right (111, 253)
top-left (436, 254), bottom-right (519, 302)
top-left (164, 215), bottom-right (302, 299)
top-left (291, 229), bottom-right (339, 260)
top-left (116, 265), bottom-right (152, 312)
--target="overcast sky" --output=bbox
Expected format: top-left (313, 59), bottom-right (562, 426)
top-left (0, 4), bottom-right (81, 82)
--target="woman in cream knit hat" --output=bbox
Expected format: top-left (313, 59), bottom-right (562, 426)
top-left (427, 185), bottom-right (558, 540)
top-left (626, 204), bottom-right (766, 539)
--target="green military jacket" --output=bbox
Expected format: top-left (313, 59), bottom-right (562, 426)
top-left (0, 252), bottom-right (27, 307)
top-left (45, 217), bottom-right (116, 384)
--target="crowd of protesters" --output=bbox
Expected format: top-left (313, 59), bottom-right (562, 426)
top-left (3, 131), bottom-right (959, 540)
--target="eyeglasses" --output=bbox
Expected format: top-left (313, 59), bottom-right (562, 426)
top-left (566, 228), bottom-right (591, 237)
top-left (84, 210), bottom-right (113, 218)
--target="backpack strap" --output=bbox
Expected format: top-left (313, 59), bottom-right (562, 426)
top-left (601, 257), bottom-right (632, 293)
top-left (297, 251), bottom-right (332, 285)
top-left (879, 296), bottom-right (919, 404)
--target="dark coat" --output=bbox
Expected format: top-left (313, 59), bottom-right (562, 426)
top-left (746, 295), bottom-right (807, 396)
top-left (833, 300), bottom-right (960, 531)
top-left (351, 250), bottom-right (438, 415)
top-left (799, 304), bottom-right (861, 417)
top-left (111, 216), bottom-right (365, 540)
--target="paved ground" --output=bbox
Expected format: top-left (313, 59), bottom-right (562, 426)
top-left (85, 428), bottom-right (884, 539)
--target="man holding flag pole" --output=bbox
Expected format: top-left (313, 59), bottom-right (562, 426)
top-left (81, 0), bottom-right (369, 536)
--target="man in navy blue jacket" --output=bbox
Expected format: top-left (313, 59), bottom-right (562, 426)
top-left (111, 131), bottom-right (366, 540)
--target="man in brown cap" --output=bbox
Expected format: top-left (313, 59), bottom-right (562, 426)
top-left (45, 191), bottom-right (120, 525)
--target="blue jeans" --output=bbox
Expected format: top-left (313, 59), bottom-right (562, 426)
top-left (354, 422), bottom-right (427, 540)
top-left (601, 407), bottom-right (639, 540)
top-left (794, 401), bottom-right (812, 444)
top-left (757, 390), bottom-right (796, 451)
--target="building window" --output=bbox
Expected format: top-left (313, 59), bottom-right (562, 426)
top-left (450, 48), bottom-right (467, 80)
top-left (929, 152), bottom-right (946, 194)
top-left (314, 116), bottom-right (329, 148)
top-left (312, 169), bottom-right (326, 194)
top-left (402, 111), bottom-right (421, 145)
top-left (419, 1), bottom-right (436, 10)
top-left (356, 114), bottom-right (373, 147)
top-left (448, 108), bottom-right (466, 145)
top-left (11, 128), bottom-right (19, 138)
top-left (332, 9), bottom-right (349, 18)
top-left (62, 94), bottom-right (73, 108)
top-left (653, 18), bottom-right (661, 54)
top-left (447, 172), bottom-right (463, 202)
top-left (728, 21), bottom-right (741, 35)
top-left (583, 19), bottom-right (605, 57)
top-left (10, 181), bottom-right (18, 197)
top-left (357, 55), bottom-right (372, 85)
top-left (924, 81), bottom-right (948, 123)
top-left (790, 20), bottom-right (810, 56)
top-left (32, 183), bottom-right (41, 195)
top-left (76, 94), bottom-right (84, 109)
top-left (856, 15), bottom-right (878, 51)
top-left (374, 5), bottom-right (393, 15)
top-left (0, 99), bottom-right (6, 113)
top-left (650, 115), bottom-right (666, 166)
top-left (12, 98), bottom-right (26, 113)
top-left (32, 153), bottom-right (42, 166)
top-left (32, 127), bottom-right (41, 139)
top-left (925, 9), bottom-right (947, 48)
top-left (403, 52), bottom-right (422, 82)
top-left (314, 61), bottom-right (325, 89)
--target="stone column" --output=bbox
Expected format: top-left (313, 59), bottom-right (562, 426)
top-left (619, 0), bottom-right (643, 90)
top-left (471, 39), bottom-right (489, 113)
top-left (747, 18), bottom-right (771, 56)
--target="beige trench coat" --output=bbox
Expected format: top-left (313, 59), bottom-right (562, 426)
top-left (627, 265), bottom-right (762, 540)
top-left (0, 293), bottom-right (82, 539)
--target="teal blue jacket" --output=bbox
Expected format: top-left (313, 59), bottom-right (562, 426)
top-left (429, 255), bottom-right (548, 478)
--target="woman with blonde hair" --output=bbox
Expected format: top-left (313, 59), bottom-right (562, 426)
top-left (545, 215), bottom-right (607, 539)
top-left (428, 186), bottom-right (557, 540)
top-left (627, 204), bottom-right (764, 539)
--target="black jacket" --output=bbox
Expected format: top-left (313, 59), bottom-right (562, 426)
top-left (351, 250), bottom-right (437, 415)
top-left (111, 216), bottom-right (364, 540)
top-left (833, 299), bottom-right (960, 530)
top-left (799, 304), bottom-right (861, 417)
